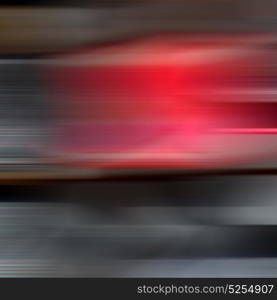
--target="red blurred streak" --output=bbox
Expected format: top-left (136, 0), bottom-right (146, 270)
top-left (212, 128), bottom-right (277, 134)
top-left (46, 33), bottom-right (277, 169)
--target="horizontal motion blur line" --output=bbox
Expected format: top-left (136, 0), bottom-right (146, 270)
top-left (213, 128), bottom-right (277, 134)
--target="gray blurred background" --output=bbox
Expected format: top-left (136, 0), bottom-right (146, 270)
top-left (0, 0), bottom-right (276, 278)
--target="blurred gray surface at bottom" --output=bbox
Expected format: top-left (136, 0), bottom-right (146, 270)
top-left (0, 176), bottom-right (277, 277)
